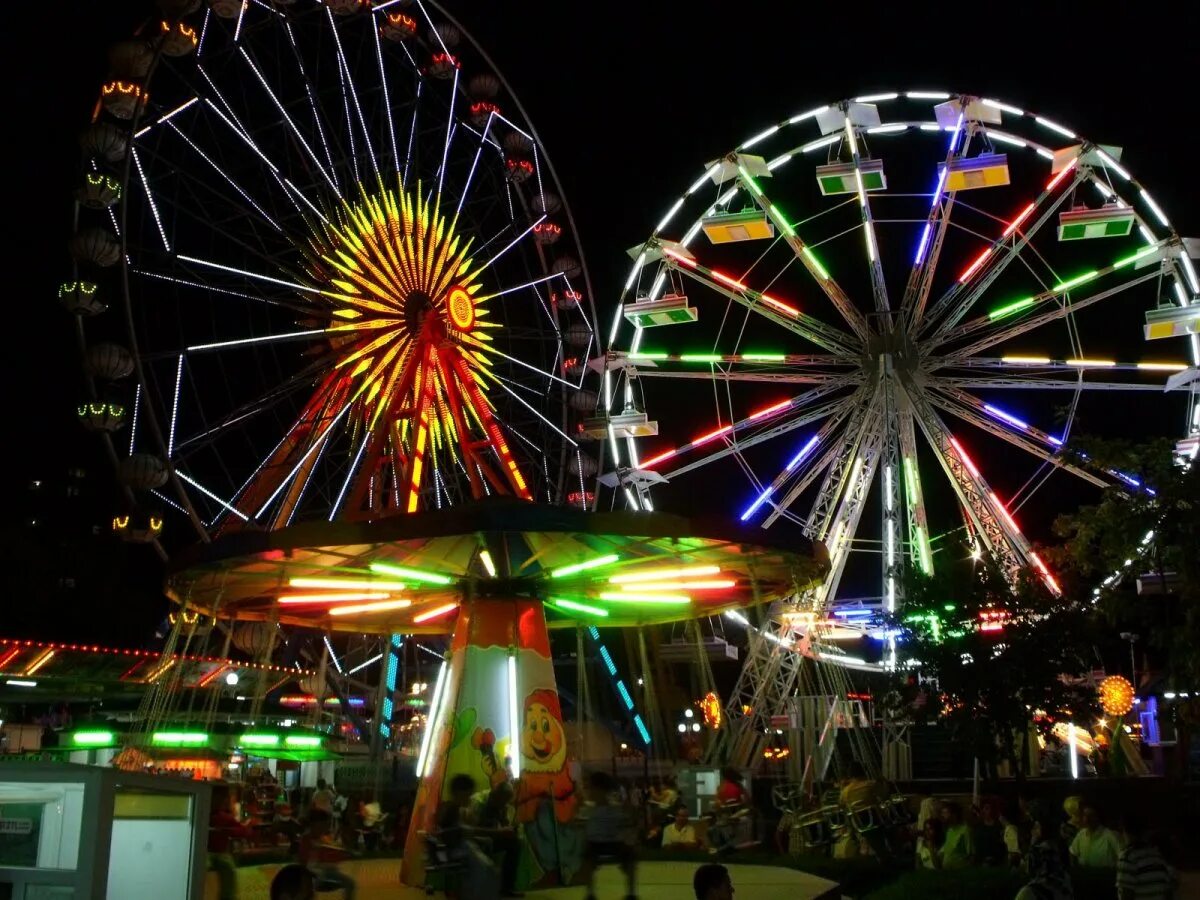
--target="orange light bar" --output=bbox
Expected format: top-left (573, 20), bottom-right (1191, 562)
top-left (412, 602), bottom-right (459, 624)
top-left (330, 599), bottom-right (413, 616)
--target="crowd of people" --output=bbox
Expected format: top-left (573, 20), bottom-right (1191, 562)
top-left (207, 772), bottom-right (407, 900)
top-left (909, 795), bottom-right (1177, 898)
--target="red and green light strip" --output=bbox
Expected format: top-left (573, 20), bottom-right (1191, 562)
top-left (640, 396), bottom-right (799, 470)
top-left (662, 247), bottom-right (801, 319)
top-left (987, 244), bottom-right (1159, 321)
top-left (959, 159), bottom-right (1078, 284)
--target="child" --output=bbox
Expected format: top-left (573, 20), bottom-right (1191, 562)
top-left (579, 771), bottom-right (637, 900)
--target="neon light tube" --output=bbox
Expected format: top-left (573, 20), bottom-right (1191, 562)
top-left (680, 354), bottom-right (723, 363)
top-left (989, 492), bottom-right (1021, 533)
top-left (802, 246), bottom-right (830, 280)
top-left (547, 598), bottom-right (609, 617)
top-left (620, 580), bottom-right (734, 591)
top-left (617, 681), bottom-right (635, 710)
top-left (1034, 116), bottom-right (1076, 138)
top-left (5, 679), bottom-right (37, 687)
top-left (959, 247), bottom-right (993, 283)
top-left (1003, 203), bottom-right (1036, 237)
top-left (787, 435), bottom-right (821, 472)
top-left (761, 294), bottom-right (800, 317)
top-left (693, 425), bottom-right (734, 446)
top-left (907, 91), bottom-right (951, 99)
top-left (981, 98), bottom-right (1023, 115)
top-left (949, 437), bottom-right (981, 477)
top-left (598, 645), bottom-right (617, 675)
top-left (369, 562), bottom-right (454, 585)
top-left (507, 654), bottom-right (521, 777)
top-left (479, 550), bottom-right (497, 577)
top-left (1002, 356), bottom-right (1051, 364)
top-left (329, 599), bottom-right (413, 616)
top-left (610, 565), bottom-right (719, 584)
top-left (1054, 271), bottom-right (1099, 292)
top-left (741, 353), bottom-right (787, 362)
top-left (1068, 723), bottom-right (1079, 778)
top-left (278, 592), bottom-right (391, 605)
top-left (788, 105), bottom-right (829, 124)
top-left (25, 650), bottom-right (55, 676)
top-left (769, 203), bottom-right (796, 235)
top-left (550, 553), bottom-right (621, 579)
top-left (152, 732), bottom-right (208, 745)
top-left (239, 734), bottom-right (280, 747)
top-left (640, 448), bottom-right (677, 468)
top-left (1065, 359), bottom-right (1116, 367)
top-left (634, 714), bottom-right (652, 745)
top-left (412, 603), bottom-right (459, 624)
top-left (1028, 551), bottom-right (1062, 595)
top-left (741, 488), bottom-right (774, 521)
top-left (903, 457), bottom-right (918, 505)
top-left (284, 735), bottom-right (322, 748)
top-left (1045, 160), bottom-right (1078, 191)
top-left (597, 593), bottom-right (691, 605)
top-left (983, 403), bottom-right (1030, 430)
top-left (73, 731), bottom-right (115, 746)
top-left (989, 297), bottom-right (1036, 320)
top-left (1137, 362), bottom-right (1188, 372)
top-left (415, 660), bottom-right (448, 777)
top-left (1113, 246), bottom-right (1158, 269)
top-left (749, 400), bottom-right (792, 421)
top-left (1139, 190), bottom-right (1170, 227)
top-left (712, 270), bottom-right (748, 291)
top-left (855, 92), bottom-right (898, 102)
top-left (742, 124), bottom-right (779, 149)
top-left (289, 578), bottom-right (407, 591)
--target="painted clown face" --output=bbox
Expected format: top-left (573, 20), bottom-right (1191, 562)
top-left (521, 700), bottom-right (567, 772)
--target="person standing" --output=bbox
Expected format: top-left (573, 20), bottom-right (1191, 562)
top-left (208, 788), bottom-right (252, 900)
top-left (1116, 812), bottom-right (1175, 900)
top-left (310, 778), bottom-right (334, 817)
top-left (1070, 805), bottom-right (1122, 869)
top-left (1016, 813), bottom-right (1073, 900)
top-left (939, 802), bottom-right (974, 869)
top-left (579, 771), bottom-right (637, 900)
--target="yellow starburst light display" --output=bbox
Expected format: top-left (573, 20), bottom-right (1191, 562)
top-left (296, 181), bottom-right (530, 516)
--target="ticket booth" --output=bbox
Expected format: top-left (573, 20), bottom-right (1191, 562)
top-left (0, 762), bottom-right (211, 899)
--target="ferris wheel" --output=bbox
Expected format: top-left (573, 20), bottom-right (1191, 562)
top-left (605, 91), bottom-right (1199, 668)
top-left (67, 0), bottom-right (598, 546)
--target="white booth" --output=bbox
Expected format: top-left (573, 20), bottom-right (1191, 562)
top-left (0, 762), bottom-right (211, 899)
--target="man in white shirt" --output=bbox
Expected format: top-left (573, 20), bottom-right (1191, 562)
top-left (661, 806), bottom-right (700, 850)
top-left (1069, 805), bottom-right (1121, 868)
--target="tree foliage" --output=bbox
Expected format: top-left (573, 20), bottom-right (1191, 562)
top-left (1051, 437), bottom-right (1200, 685)
top-left (887, 543), bottom-right (1096, 775)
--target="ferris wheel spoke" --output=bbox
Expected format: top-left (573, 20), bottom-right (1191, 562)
top-left (842, 115), bottom-right (890, 313)
top-left (905, 395), bottom-right (1050, 589)
top-left (236, 47), bottom-right (341, 196)
top-left (894, 396), bottom-right (934, 576)
top-left (453, 111), bottom-right (497, 220)
top-left (326, 7), bottom-right (380, 182)
top-left (741, 396), bottom-right (860, 524)
top-left (922, 159), bottom-right (1085, 340)
top-left (902, 109), bottom-right (969, 328)
top-left (935, 377), bottom-right (1173, 392)
top-left (173, 361), bottom-right (329, 456)
top-left (937, 264), bottom-right (1163, 361)
top-left (809, 419), bottom-right (885, 611)
top-left (923, 384), bottom-right (1106, 487)
top-left (784, 381), bottom-right (881, 535)
top-left (281, 18), bottom-right (342, 183)
top-left (734, 164), bottom-right (869, 340)
top-left (370, 22), bottom-right (401, 174)
top-left (651, 389), bottom-right (854, 485)
top-left (656, 244), bottom-right (860, 355)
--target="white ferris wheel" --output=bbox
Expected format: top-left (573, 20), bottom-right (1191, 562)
top-left (602, 91), bottom-right (1200, 670)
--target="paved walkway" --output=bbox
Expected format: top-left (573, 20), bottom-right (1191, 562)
top-left (207, 859), bottom-right (840, 900)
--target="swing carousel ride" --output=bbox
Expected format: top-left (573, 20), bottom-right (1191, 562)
top-left (62, 0), bottom-right (830, 887)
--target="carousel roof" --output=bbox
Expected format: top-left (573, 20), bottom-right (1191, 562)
top-left (167, 500), bottom-right (829, 633)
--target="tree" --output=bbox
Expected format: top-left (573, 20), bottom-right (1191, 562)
top-left (887, 543), bottom-right (1096, 780)
top-left (1051, 437), bottom-right (1200, 686)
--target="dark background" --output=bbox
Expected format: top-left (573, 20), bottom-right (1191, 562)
top-left (2, 1), bottom-right (1195, 644)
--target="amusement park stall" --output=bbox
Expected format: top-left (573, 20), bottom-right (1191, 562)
top-left (0, 761), bottom-right (211, 900)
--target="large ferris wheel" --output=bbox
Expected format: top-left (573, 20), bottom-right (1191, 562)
top-left (68, 0), bottom-right (600, 548)
top-left (604, 91), bottom-right (1199, 668)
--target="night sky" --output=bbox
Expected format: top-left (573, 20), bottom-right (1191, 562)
top-left (4, 2), bottom-right (1195, 643)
